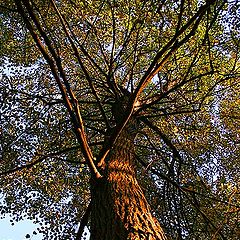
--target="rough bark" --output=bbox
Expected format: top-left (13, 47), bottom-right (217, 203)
top-left (90, 123), bottom-right (167, 240)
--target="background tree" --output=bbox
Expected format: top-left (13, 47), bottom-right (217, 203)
top-left (0, 0), bottom-right (239, 239)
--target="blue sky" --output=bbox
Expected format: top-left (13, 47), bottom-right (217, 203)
top-left (0, 214), bottom-right (90, 240)
top-left (0, 215), bottom-right (43, 240)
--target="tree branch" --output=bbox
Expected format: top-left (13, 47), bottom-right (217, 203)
top-left (0, 4), bottom-right (17, 12)
top-left (0, 146), bottom-right (84, 176)
top-left (140, 117), bottom-right (182, 161)
top-left (133, 2), bottom-right (210, 100)
top-left (136, 155), bottom-right (228, 240)
top-left (96, 1), bottom-right (218, 165)
top-left (75, 201), bottom-right (92, 240)
top-left (50, 0), bottom-right (110, 130)
top-left (15, 0), bottom-right (101, 179)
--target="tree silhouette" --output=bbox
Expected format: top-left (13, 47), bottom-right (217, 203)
top-left (0, 0), bottom-right (239, 239)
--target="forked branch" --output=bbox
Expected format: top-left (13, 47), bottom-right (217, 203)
top-left (14, 0), bottom-right (101, 179)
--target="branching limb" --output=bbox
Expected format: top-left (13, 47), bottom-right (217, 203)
top-left (140, 117), bottom-right (182, 162)
top-left (133, 0), bottom-right (211, 100)
top-left (97, 1), bottom-right (218, 164)
top-left (0, 146), bottom-right (82, 176)
top-left (0, 156), bottom-right (46, 176)
top-left (0, 4), bottom-right (17, 12)
top-left (50, 0), bottom-right (110, 130)
top-left (14, 0), bottom-right (101, 179)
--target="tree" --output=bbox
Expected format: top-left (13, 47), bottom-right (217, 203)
top-left (0, 0), bottom-right (239, 239)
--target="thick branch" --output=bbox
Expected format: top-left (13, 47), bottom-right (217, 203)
top-left (15, 0), bottom-right (101, 179)
top-left (0, 146), bottom-right (81, 176)
top-left (50, 0), bottom-right (110, 129)
top-left (75, 201), bottom-right (92, 240)
top-left (141, 118), bottom-right (182, 161)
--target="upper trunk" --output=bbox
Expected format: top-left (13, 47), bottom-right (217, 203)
top-left (90, 120), bottom-right (167, 240)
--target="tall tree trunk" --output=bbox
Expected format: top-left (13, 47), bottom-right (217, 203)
top-left (90, 125), bottom-right (167, 240)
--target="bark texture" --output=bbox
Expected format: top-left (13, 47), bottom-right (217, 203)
top-left (90, 122), bottom-right (167, 240)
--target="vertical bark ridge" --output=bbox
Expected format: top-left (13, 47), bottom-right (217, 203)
top-left (90, 124), bottom-right (167, 240)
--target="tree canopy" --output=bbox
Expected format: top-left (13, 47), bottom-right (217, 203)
top-left (0, 0), bottom-right (239, 239)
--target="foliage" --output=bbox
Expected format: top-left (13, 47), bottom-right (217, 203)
top-left (0, 0), bottom-right (239, 239)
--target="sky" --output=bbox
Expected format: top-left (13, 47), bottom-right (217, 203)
top-left (0, 213), bottom-right (90, 240)
top-left (0, 215), bottom-right (43, 240)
